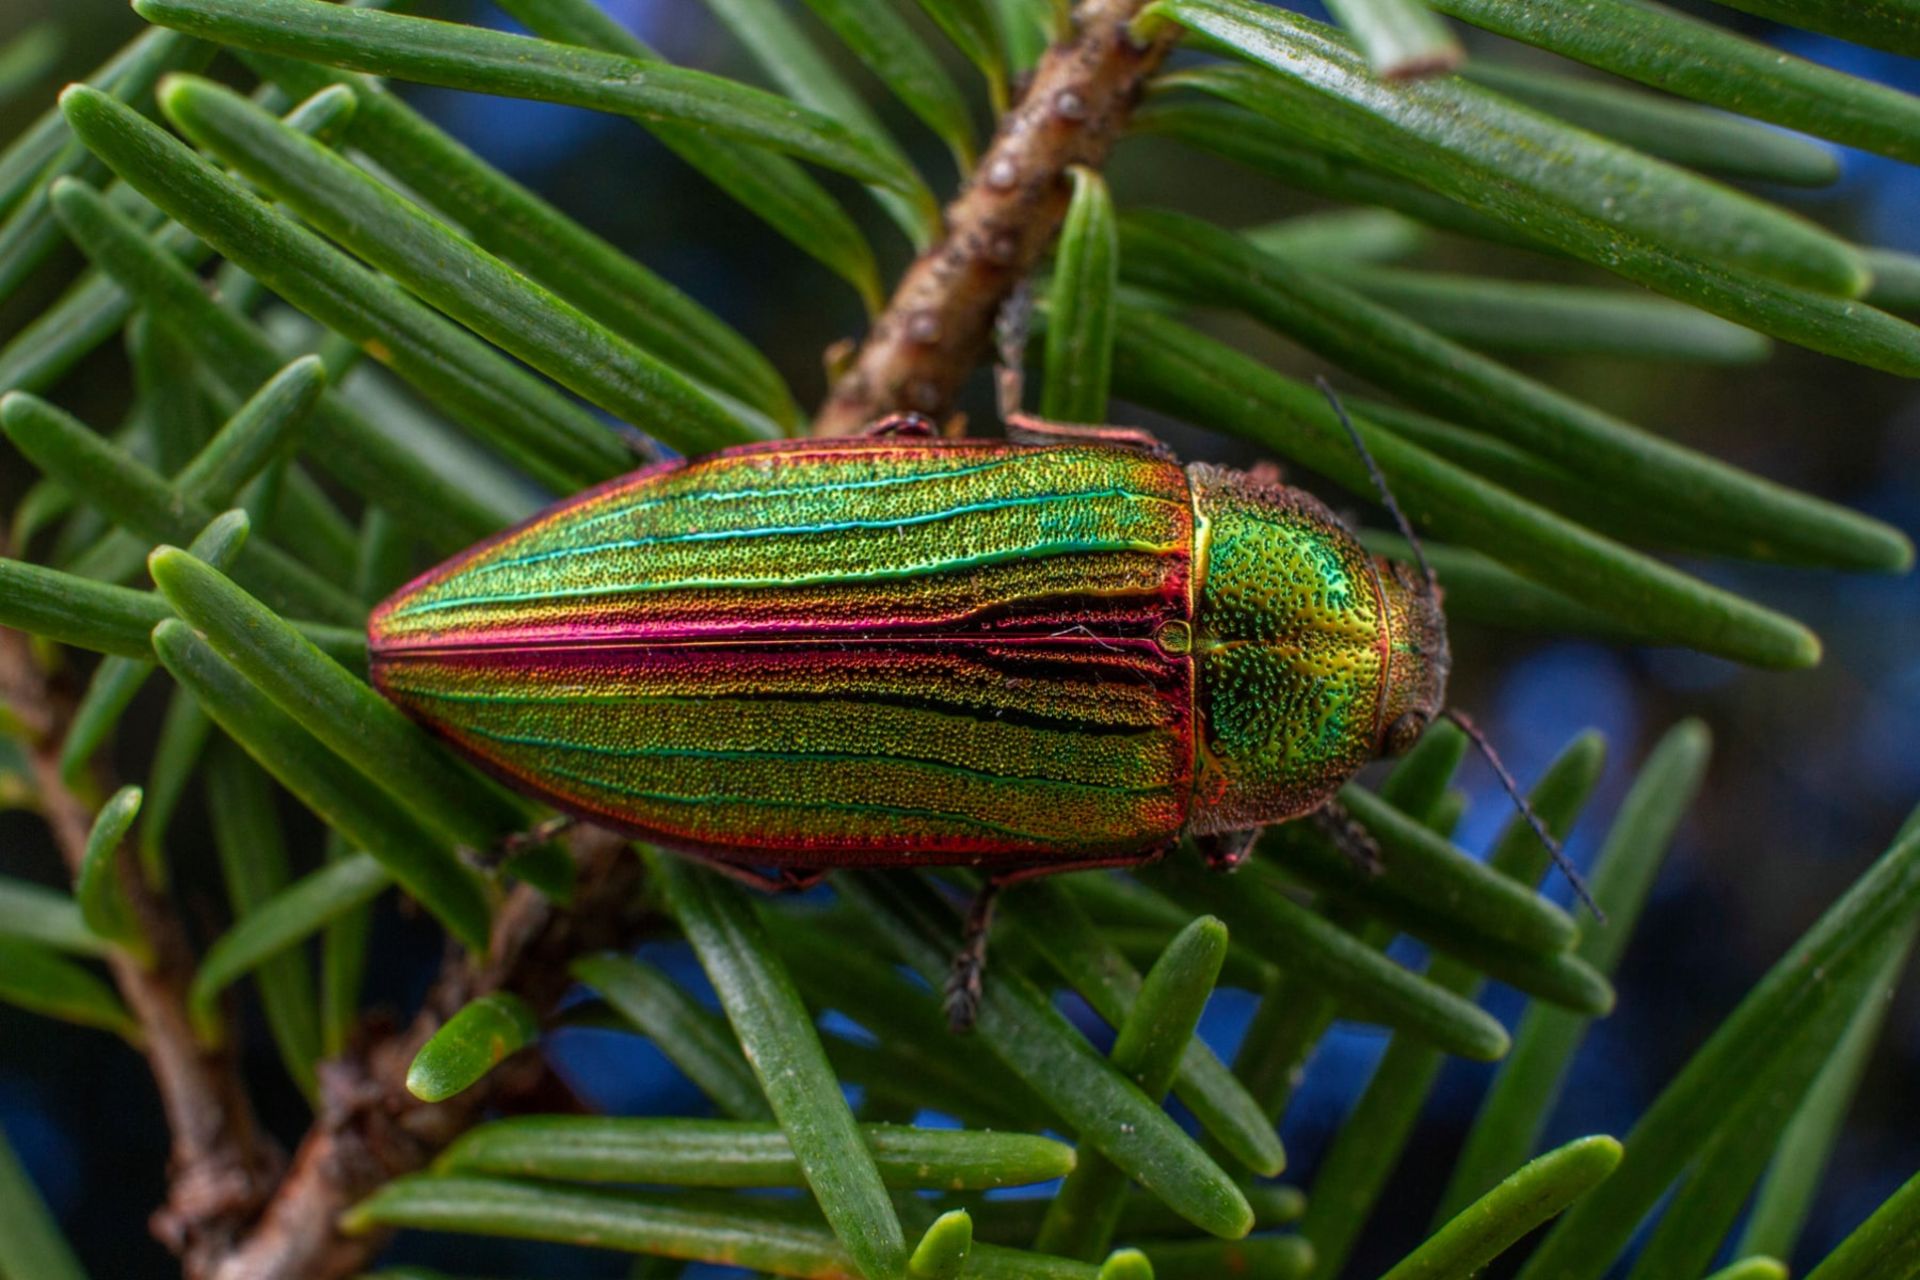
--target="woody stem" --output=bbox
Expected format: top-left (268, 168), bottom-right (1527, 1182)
top-left (811, 0), bottom-right (1181, 437)
top-left (0, 624), bottom-right (279, 1275)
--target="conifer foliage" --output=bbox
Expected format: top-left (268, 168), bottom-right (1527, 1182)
top-left (0, 1), bottom-right (1917, 1277)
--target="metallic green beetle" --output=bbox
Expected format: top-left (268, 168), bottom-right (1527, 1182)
top-left (369, 414), bottom-right (1460, 1021)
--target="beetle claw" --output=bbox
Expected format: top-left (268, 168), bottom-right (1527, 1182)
top-left (1004, 414), bottom-right (1180, 461)
top-left (679, 858), bottom-right (831, 894)
top-left (944, 955), bottom-right (985, 1035)
top-left (995, 278), bottom-right (1034, 422)
top-left (463, 814), bottom-right (577, 872)
top-left (1246, 459), bottom-right (1287, 487)
top-left (863, 412), bottom-right (941, 439)
top-left (1312, 800), bottom-right (1385, 877)
top-left (1197, 828), bottom-right (1261, 873)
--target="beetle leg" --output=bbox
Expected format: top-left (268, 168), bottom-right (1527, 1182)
top-left (515, 814), bottom-right (578, 847)
top-left (942, 851), bottom-right (1169, 1032)
top-left (1247, 459), bottom-right (1287, 487)
top-left (464, 814), bottom-right (578, 871)
top-left (1311, 799), bottom-right (1385, 876)
top-left (1196, 827), bottom-right (1260, 873)
top-left (945, 879), bottom-right (1004, 1034)
top-left (1005, 414), bottom-right (1180, 461)
top-left (679, 856), bottom-right (834, 894)
top-left (863, 412), bottom-right (940, 439)
top-left (994, 277), bottom-right (1034, 422)
top-left (714, 865), bottom-right (788, 891)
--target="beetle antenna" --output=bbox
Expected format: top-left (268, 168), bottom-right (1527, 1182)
top-left (996, 280), bottom-right (1034, 424)
top-left (1444, 708), bottom-right (1606, 921)
top-left (1315, 376), bottom-right (1437, 599)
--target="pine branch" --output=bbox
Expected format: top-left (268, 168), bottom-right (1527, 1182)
top-left (4, 1), bottom-right (1917, 1275)
top-left (4, 593), bottom-right (649, 1280)
top-left (0, 621), bottom-right (281, 1274)
top-left (202, 826), bottom-right (645, 1280)
top-left (813, 0), bottom-right (1179, 435)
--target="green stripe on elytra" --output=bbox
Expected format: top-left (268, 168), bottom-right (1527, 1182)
top-left (561, 453), bottom-right (1042, 537)
top-left (442, 721), bottom-right (1177, 796)
top-left (461, 488), bottom-right (1182, 577)
top-left (531, 760), bottom-right (1084, 846)
top-left (385, 535), bottom-right (1182, 619)
top-left (380, 677), bottom-right (1175, 738)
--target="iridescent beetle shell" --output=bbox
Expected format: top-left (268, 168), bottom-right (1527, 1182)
top-left (368, 435), bottom-right (1450, 877)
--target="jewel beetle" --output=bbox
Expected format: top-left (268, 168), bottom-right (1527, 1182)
top-left (369, 411), bottom-right (1575, 1027)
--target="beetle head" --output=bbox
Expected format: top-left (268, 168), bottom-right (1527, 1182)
top-left (1292, 377), bottom-right (1600, 916)
top-left (1374, 555), bottom-right (1451, 758)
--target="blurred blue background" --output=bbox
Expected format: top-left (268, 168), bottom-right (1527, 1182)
top-left (0, 1), bottom-right (1917, 1276)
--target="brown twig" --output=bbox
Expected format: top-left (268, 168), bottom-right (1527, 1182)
top-left (2, 623), bottom-right (647, 1279)
top-left (0, 626), bottom-right (280, 1275)
top-left (813, 0), bottom-right (1180, 437)
top-left (204, 827), bottom-right (644, 1280)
